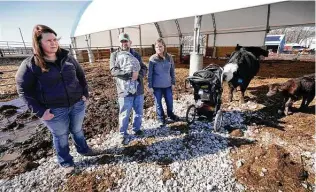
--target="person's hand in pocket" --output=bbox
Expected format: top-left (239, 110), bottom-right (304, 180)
top-left (42, 109), bottom-right (54, 120)
top-left (82, 96), bottom-right (89, 105)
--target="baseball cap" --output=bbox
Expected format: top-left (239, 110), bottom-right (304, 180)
top-left (119, 33), bottom-right (130, 42)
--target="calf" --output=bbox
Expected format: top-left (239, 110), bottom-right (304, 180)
top-left (266, 74), bottom-right (315, 115)
top-left (223, 45), bottom-right (269, 103)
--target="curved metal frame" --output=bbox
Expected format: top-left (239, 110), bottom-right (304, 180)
top-left (154, 22), bottom-right (163, 38)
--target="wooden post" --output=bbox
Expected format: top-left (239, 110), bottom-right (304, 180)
top-left (109, 30), bottom-right (113, 50)
top-left (97, 47), bottom-right (100, 63)
top-left (211, 13), bottom-right (217, 58)
top-left (205, 34), bottom-right (209, 56)
top-left (263, 5), bottom-right (271, 47)
top-left (139, 25), bottom-right (143, 56)
top-left (7, 42), bottom-right (10, 55)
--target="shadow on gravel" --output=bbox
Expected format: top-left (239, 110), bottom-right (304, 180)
top-left (77, 121), bottom-right (256, 168)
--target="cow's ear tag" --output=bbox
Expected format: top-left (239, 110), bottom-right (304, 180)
top-left (238, 78), bottom-right (243, 83)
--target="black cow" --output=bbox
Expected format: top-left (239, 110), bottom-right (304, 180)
top-left (223, 45), bottom-right (269, 103)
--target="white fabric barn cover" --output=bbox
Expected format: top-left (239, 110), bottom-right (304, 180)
top-left (72, 0), bottom-right (315, 48)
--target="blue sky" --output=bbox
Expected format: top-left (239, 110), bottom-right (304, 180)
top-left (0, 1), bottom-right (91, 45)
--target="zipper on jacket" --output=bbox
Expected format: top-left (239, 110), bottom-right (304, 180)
top-left (39, 82), bottom-right (48, 108)
top-left (59, 57), bottom-right (70, 107)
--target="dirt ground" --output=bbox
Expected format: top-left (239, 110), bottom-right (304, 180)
top-left (0, 57), bottom-right (315, 191)
top-left (0, 64), bottom-right (19, 101)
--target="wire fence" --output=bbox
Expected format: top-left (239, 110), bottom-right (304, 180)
top-left (0, 39), bottom-right (251, 89)
top-left (0, 40), bottom-right (185, 58)
top-left (0, 41), bottom-right (71, 57)
top-left (0, 43), bottom-right (155, 89)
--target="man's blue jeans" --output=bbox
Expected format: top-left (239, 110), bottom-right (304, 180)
top-left (42, 100), bottom-right (90, 167)
top-left (118, 94), bottom-right (144, 136)
top-left (153, 86), bottom-right (174, 123)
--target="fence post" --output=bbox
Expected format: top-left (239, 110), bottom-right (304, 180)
top-left (97, 47), bottom-right (100, 63)
top-left (19, 28), bottom-right (28, 55)
top-left (85, 35), bottom-right (95, 64)
top-left (7, 42), bottom-right (10, 55)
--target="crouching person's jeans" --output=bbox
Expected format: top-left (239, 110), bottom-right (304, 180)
top-left (42, 100), bottom-right (90, 167)
top-left (118, 94), bottom-right (144, 136)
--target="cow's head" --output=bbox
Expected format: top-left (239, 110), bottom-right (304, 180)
top-left (258, 48), bottom-right (269, 57)
top-left (235, 44), bottom-right (242, 51)
top-left (235, 44), bottom-right (269, 58)
top-left (266, 83), bottom-right (281, 97)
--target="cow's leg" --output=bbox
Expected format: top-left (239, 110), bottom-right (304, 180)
top-left (299, 95), bottom-right (307, 110)
top-left (240, 90), bottom-right (245, 104)
top-left (304, 95), bottom-right (315, 108)
top-left (278, 97), bottom-right (287, 115)
top-left (239, 81), bottom-right (250, 104)
top-left (228, 83), bottom-right (234, 102)
top-left (284, 97), bottom-right (294, 115)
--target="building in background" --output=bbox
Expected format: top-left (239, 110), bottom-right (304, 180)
top-left (265, 34), bottom-right (286, 53)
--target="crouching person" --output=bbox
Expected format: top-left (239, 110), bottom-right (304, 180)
top-left (266, 74), bottom-right (315, 115)
top-left (15, 25), bottom-right (101, 174)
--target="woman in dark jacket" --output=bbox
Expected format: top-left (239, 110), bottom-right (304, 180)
top-left (15, 25), bottom-right (99, 173)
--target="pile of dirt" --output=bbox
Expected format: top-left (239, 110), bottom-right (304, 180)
top-left (60, 166), bottom-right (125, 192)
top-left (81, 64), bottom-right (121, 138)
top-left (233, 144), bottom-right (312, 192)
top-left (0, 104), bottom-right (52, 179)
top-left (0, 63), bottom-right (19, 101)
top-left (81, 62), bottom-right (191, 139)
top-left (161, 166), bottom-right (176, 182)
top-left (0, 120), bottom-right (24, 131)
top-left (0, 127), bottom-right (53, 179)
top-left (0, 105), bottom-right (18, 117)
top-left (0, 105), bottom-right (22, 131)
top-left (16, 109), bottom-right (37, 121)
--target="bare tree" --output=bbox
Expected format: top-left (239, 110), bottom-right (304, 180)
top-left (269, 26), bottom-right (315, 45)
top-left (181, 35), bottom-right (206, 54)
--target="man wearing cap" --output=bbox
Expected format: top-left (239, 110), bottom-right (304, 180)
top-left (110, 33), bottom-right (148, 145)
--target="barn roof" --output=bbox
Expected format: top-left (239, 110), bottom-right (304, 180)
top-left (72, 0), bottom-right (315, 48)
